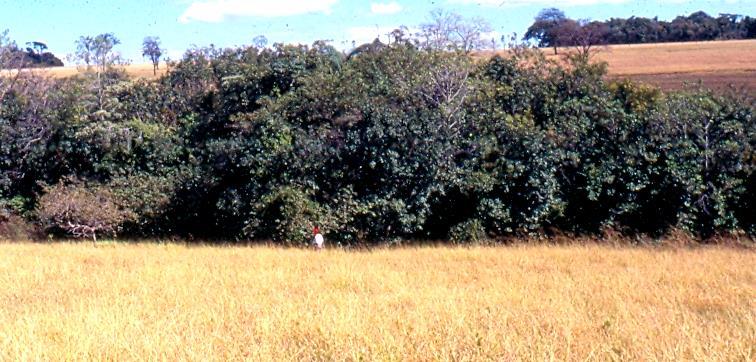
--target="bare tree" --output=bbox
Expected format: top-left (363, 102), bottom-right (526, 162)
top-left (37, 180), bottom-right (133, 244)
top-left (391, 50), bottom-right (473, 136)
top-left (417, 9), bottom-right (493, 53)
top-left (142, 36), bottom-right (163, 75)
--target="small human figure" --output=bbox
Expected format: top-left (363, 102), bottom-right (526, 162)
top-left (312, 225), bottom-right (324, 250)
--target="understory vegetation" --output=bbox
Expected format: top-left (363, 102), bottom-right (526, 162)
top-left (0, 34), bottom-right (754, 244)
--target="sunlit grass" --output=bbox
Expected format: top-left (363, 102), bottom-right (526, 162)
top-left (0, 242), bottom-right (753, 360)
top-left (480, 39), bottom-right (756, 92)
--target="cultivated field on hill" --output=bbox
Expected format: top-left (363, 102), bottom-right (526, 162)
top-left (486, 39), bottom-right (756, 93)
top-left (16, 39), bottom-right (756, 93)
top-left (0, 242), bottom-right (753, 360)
top-left (593, 39), bottom-right (756, 92)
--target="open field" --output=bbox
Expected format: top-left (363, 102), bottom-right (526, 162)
top-left (7, 62), bottom-right (168, 80)
top-left (593, 39), bottom-right (756, 92)
top-left (0, 242), bottom-right (753, 361)
top-left (485, 39), bottom-right (756, 93)
top-left (10, 40), bottom-right (756, 93)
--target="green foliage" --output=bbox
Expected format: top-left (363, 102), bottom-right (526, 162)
top-left (245, 186), bottom-right (328, 245)
top-left (0, 38), bottom-right (752, 244)
top-left (142, 36), bottom-right (163, 75)
top-left (524, 9), bottom-right (756, 48)
top-left (449, 219), bottom-right (487, 244)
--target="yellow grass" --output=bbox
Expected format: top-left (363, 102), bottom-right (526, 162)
top-left (8, 62), bottom-right (168, 80)
top-left (8, 40), bottom-right (756, 91)
top-left (480, 39), bottom-right (756, 76)
top-left (484, 39), bottom-right (756, 92)
top-left (590, 39), bottom-right (756, 76)
top-left (0, 242), bottom-right (753, 361)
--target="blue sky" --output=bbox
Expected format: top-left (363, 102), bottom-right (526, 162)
top-left (1, 0), bottom-right (753, 65)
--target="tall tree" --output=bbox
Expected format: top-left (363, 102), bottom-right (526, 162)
top-left (73, 35), bottom-right (95, 69)
top-left (92, 33), bottom-right (121, 74)
top-left (524, 8), bottom-right (568, 54)
top-left (25, 41), bottom-right (47, 56)
top-left (73, 33), bottom-right (124, 108)
top-left (142, 36), bottom-right (163, 75)
top-left (417, 9), bottom-right (493, 52)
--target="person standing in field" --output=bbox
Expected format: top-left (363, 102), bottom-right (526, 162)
top-left (312, 226), bottom-right (324, 250)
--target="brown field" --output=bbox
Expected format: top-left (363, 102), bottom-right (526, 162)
top-left (0, 242), bottom-right (753, 361)
top-left (593, 40), bottom-right (756, 92)
top-left (9, 40), bottom-right (756, 93)
top-left (484, 39), bottom-right (756, 93)
top-left (8, 62), bottom-right (168, 80)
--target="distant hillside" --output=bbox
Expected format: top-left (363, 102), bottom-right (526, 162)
top-left (0, 40), bottom-right (63, 69)
top-left (480, 39), bottom-right (756, 93)
top-left (524, 9), bottom-right (756, 53)
top-left (22, 39), bottom-right (756, 94)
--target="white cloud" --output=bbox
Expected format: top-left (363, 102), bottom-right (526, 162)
top-left (179, 0), bottom-right (339, 23)
top-left (371, 2), bottom-right (403, 15)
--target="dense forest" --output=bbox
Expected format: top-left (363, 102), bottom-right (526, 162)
top-left (0, 23), bottom-right (754, 244)
top-left (525, 9), bottom-right (756, 52)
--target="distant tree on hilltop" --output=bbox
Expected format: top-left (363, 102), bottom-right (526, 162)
top-left (525, 8), bottom-right (756, 49)
top-left (0, 30), bottom-right (62, 69)
top-left (524, 8), bottom-right (568, 54)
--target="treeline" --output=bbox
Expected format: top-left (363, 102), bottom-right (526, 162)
top-left (0, 35), bottom-right (754, 244)
top-left (0, 30), bottom-right (63, 69)
top-left (525, 9), bottom-right (756, 52)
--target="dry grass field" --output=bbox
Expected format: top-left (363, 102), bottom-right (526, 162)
top-left (12, 39), bottom-right (756, 93)
top-left (487, 39), bottom-right (756, 93)
top-left (0, 242), bottom-right (753, 361)
top-left (593, 39), bottom-right (756, 92)
top-left (9, 62), bottom-right (168, 80)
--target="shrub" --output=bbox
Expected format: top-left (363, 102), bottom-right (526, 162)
top-left (0, 209), bottom-right (38, 241)
top-left (243, 186), bottom-right (330, 245)
top-left (449, 219), bottom-right (487, 244)
top-left (1, 38), bottom-right (753, 244)
top-left (37, 180), bottom-right (133, 242)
